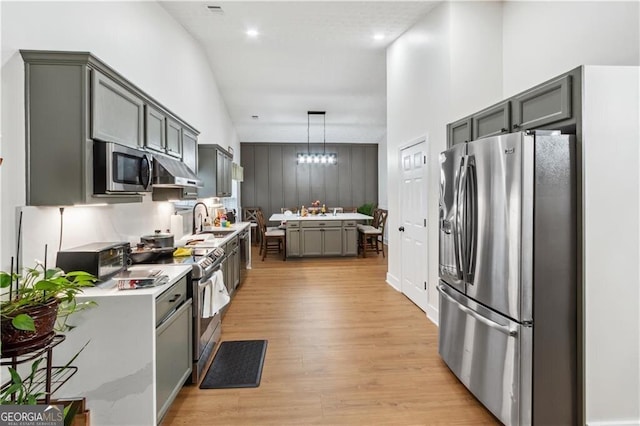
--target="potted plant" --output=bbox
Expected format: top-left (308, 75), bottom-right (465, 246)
top-left (1, 261), bottom-right (97, 355)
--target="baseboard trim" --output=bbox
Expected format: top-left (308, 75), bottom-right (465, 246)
top-left (426, 304), bottom-right (438, 326)
top-left (386, 271), bottom-right (400, 292)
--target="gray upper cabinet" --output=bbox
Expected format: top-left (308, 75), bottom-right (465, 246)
top-left (166, 119), bottom-right (182, 158)
top-left (472, 100), bottom-right (510, 140)
top-left (447, 118), bottom-right (472, 147)
top-left (145, 105), bottom-right (166, 152)
top-left (181, 130), bottom-right (198, 173)
top-left (512, 74), bottom-right (572, 131)
top-left (447, 68), bottom-right (578, 148)
top-left (198, 144), bottom-right (232, 198)
top-left (20, 50), bottom-right (199, 206)
top-left (216, 150), bottom-right (229, 197)
top-left (92, 70), bottom-right (144, 148)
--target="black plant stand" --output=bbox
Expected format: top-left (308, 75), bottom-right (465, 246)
top-left (1, 334), bottom-right (77, 404)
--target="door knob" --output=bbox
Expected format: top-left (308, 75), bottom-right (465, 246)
top-left (398, 226), bottom-right (405, 232)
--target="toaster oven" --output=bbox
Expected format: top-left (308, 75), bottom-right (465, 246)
top-left (56, 242), bottom-right (130, 282)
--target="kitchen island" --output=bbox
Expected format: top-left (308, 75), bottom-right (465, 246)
top-left (52, 264), bottom-right (192, 426)
top-left (269, 212), bottom-right (373, 257)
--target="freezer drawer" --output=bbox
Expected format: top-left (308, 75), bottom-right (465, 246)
top-left (438, 283), bottom-right (532, 426)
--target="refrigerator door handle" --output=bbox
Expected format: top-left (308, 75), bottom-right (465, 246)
top-left (466, 157), bottom-right (478, 282)
top-left (438, 285), bottom-right (518, 337)
top-left (454, 156), bottom-right (467, 280)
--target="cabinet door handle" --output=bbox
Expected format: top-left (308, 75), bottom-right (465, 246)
top-left (399, 226), bottom-right (405, 232)
top-left (513, 123), bottom-right (520, 129)
top-left (501, 128), bottom-right (508, 133)
top-left (168, 294), bottom-right (182, 303)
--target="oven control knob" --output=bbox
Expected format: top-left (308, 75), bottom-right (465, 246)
top-left (213, 247), bottom-right (224, 258)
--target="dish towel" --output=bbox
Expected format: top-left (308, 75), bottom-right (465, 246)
top-left (202, 270), bottom-right (230, 318)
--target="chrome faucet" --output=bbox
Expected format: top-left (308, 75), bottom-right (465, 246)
top-left (192, 202), bottom-right (208, 234)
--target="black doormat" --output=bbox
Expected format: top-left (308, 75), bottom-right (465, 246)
top-left (199, 340), bottom-right (268, 389)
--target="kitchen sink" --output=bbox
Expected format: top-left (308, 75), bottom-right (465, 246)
top-left (198, 229), bottom-right (236, 238)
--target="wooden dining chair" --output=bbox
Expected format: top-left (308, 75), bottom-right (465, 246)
top-left (358, 208), bottom-right (388, 258)
top-left (256, 210), bottom-right (286, 261)
top-left (243, 207), bottom-right (261, 245)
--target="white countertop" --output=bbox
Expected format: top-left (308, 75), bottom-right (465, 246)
top-left (269, 212), bottom-right (373, 222)
top-left (80, 264), bottom-right (191, 298)
top-left (175, 221), bottom-right (251, 248)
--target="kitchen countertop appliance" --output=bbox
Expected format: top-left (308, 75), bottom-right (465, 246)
top-left (146, 246), bottom-right (226, 384)
top-left (56, 241), bottom-right (130, 282)
top-left (438, 131), bottom-right (577, 425)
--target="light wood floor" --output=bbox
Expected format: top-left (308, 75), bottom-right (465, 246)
top-left (162, 246), bottom-right (498, 425)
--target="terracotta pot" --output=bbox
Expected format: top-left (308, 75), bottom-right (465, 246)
top-left (1, 298), bottom-right (59, 356)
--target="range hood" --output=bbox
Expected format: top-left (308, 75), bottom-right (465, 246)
top-left (152, 154), bottom-right (202, 188)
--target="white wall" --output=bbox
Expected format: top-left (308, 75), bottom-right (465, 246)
top-left (582, 66), bottom-right (640, 425)
top-left (502, 1), bottom-right (640, 97)
top-left (387, 1), bottom-right (639, 424)
top-left (386, 1), bottom-right (502, 320)
top-left (0, 1), bottom-right (239, 270)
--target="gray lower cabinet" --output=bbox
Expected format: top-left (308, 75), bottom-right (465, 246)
top-left (155, 277), bottom-right (192, 424)
top-left (299, 221), bottom-right (346, 257)
top-left (343, 221), bottom-right (358, 256)
top-left (286, 222), bottom-right (301, 256)
top-left (92, 69), bottom-right (144, 148)
top-left (301, 228), bottom-right (323, 256)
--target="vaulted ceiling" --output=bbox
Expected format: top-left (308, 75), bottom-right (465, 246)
top-left (159, 1), bottom-right (440, 144)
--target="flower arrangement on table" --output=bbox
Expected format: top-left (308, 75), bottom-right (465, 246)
top-left (309, 200), bottom-right (327, 215)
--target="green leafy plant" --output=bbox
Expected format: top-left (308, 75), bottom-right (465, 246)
top-left (1, 340), bottom-right (90, 425)
top-left (357, 203), bottom-right (376, 217)
top-left (1, 262), bottom-right (97, 333)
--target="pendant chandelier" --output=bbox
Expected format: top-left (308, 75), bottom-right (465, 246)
top-left (297, 111), bottom-right (337, 165)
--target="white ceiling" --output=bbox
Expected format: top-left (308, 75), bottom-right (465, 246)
top-left (159, 1), bottom-right (440, 144)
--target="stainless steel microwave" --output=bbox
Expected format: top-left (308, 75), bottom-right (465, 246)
top-left (93, 141), bottom-right (153, 194)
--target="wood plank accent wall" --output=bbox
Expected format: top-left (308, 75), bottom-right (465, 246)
top-left (241, 143), bottom-right (378, 219)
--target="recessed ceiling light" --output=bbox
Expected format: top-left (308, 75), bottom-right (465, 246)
top-left (373, 33), bottom-right (385, 41)
top-left (246, 29), bottom-right (259, 38)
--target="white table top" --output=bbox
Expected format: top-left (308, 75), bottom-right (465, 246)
top-left (269, 212), bottom-right (373, 222)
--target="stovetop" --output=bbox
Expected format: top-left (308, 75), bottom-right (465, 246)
top-left (147, 247), bottom-right (224, 279)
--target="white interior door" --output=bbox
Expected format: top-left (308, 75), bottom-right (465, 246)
top-left (400, 140), bottom-right (429, 312)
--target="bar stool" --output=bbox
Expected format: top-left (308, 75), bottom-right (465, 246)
top-left (256, 210), bottom-right (286, 261)
top-left (243, 207), bottom-right (261, 245)
top-left (358, 208), bottom-right (388, 258)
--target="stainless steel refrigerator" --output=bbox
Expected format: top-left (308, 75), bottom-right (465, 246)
top-left (438, 131), bottom-right (577, 425)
